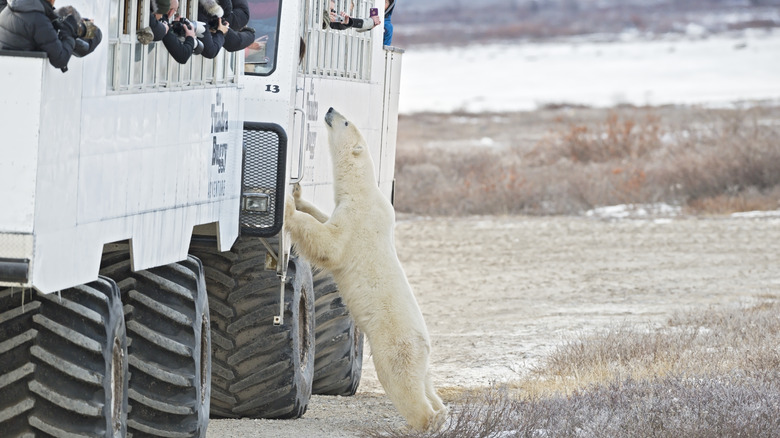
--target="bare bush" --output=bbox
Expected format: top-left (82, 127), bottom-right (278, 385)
top-left (365, 298), bottom-right (780, 438)
top-left (367, 378), bottom-right (780, 438)
top-left (526, 299), bottom-right (780, 393)
top-left (394, 105), bottom-right (780, 215)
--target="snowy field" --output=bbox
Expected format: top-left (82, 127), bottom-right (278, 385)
top-left (398, 30), bottom-right (780, 113)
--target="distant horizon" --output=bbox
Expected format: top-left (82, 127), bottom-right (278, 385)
top-left (398, 30), bottom-right (780, 114)
top-left (392, 1), bottom-right (780, 48)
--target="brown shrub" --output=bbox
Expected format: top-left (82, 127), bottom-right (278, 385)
top-left (394, 105), bottom-right (780, 216)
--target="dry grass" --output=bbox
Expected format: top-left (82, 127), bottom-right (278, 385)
top-left (522, 298), bottom-right (780, 396)
top-left (394, 104), bottom-right (780, 216)
top-left (365, 297), bottom-right (780, 438)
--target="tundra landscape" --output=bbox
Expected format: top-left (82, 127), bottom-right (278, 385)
top-left (211, 0), bottom-right (780, 435)
top-left (208, 104), bottom-right (780, 437)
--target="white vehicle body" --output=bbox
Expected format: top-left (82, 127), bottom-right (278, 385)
top-left (0, 0), bottom-right (401, 430)
top-left (0, 0), bottom-right (402, 294)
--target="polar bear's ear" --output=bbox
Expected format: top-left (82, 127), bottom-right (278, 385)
top-left (352, 144), bottom-right (365, 156)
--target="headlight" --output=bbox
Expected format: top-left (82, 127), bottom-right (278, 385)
top-left (242, 193), bottom-right (269, 212)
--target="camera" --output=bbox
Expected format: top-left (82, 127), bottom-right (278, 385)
top-left (208, 16), bottom-right (227, 31)
top-left (170, 19), bottom-right (184, 36)
top-left (330, 9), bottom-right (343, 23)
top-left (171, 18), bottom-right (198, 37)
top-left (52, 15), bottom-right (86, 39)
top-left (170, 18), bottom-right (205, 55)
top-left (72, 38), bottom-right (90, 57)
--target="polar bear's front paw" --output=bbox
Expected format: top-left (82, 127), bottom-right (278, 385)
top-left (284, 194), bottom-right (297, 223)
top-left (292, 183), bottom-right (302, 200)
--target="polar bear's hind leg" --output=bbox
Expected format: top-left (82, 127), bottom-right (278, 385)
top-left (372, 341), bottom-right (439, 431)
top-left (426, 375), bottom-right (446, 412)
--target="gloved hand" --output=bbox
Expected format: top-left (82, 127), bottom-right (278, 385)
top-left (74, 26), bottom-right (102, 57)
top-left (57, 14), bottom-right (82, 40)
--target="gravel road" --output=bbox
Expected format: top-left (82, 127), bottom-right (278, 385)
top-left (208, 213), bottom-right (780, 437)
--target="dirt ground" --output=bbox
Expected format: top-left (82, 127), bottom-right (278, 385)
top-left (207, 213), bottom-right (780, 437)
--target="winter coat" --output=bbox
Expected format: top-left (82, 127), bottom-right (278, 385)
top-left (197, 1), bottom-right (229, 56)
top-left (163, 30), bottom-right (195, 64)
top-left (198, 0), bottom-right (253, 55)
top-left (0, 0), bottom-right (74, 69)
top-left (148, 14), bottom-right (194, 64)
top-left (383, 0), bottom-right (394, 46)
top-left (220, 0), bottom-right (254, 52)
top-left (223, 0), bottom-right (249, 29)
top-left (197, 25), bottom-right (224, 59)
top-left (150, 14), bottom-right (167, 42)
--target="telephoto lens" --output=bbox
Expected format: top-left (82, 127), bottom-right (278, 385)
top-left (193, 20), bottom-right (208, 38)
top-left (72, 38), bottom-right (90, 57)
top-left (193, 39), bottom-right (205, 55)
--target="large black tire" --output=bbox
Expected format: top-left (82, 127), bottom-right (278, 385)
top-left (312, 269), bottom-right (363, 396)
top-left (0, 278), bottom-right (129, 437)
top-left (191, 236), bottom-right (315, 419)
top-left (100, 254), bottom-right (211, 438)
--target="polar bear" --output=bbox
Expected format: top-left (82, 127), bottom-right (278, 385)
top-left (284, 108), bottom-right (447, 431)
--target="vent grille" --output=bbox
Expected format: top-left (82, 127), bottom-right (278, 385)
top-left (241, 123), bottom-right (287, 237)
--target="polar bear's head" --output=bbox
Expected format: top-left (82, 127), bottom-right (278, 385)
top-left (324, 107), bottom-right (367, 159)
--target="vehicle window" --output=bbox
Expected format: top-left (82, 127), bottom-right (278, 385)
top-left (245, 0), bottom-right (283, 75)
top-left (302, 0), bottom-right (372, 80)
top-left (108, 0), bottom-right (239, 92)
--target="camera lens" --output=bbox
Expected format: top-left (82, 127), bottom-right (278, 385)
top-left (193, 40), bottom-right (205, 55)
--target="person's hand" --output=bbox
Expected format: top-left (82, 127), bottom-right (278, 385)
top-left (82, 18), bottom-right (99, 39)
top-left (183, 19), bottom-right (196, 38)
top-left (248, 35), bottom-right (267, 50)
top-left (341, 12), bottom-right (351, 25)
top-left (58, 14), bottom-right (81, 40)
top-left (372, 16), bottom-right (381, 26)
top-left (217, 19), bottom-right (229, 34)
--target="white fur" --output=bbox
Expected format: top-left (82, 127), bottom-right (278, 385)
top-left (285, 109), bottom-right (447, 431)
top-left (199, 0), bottom-right (223, 17)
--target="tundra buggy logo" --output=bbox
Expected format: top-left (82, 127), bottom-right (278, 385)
top-left (212, 137), bottom-right (227, 174)
top-left (212, 91), bottom-right (229, 133)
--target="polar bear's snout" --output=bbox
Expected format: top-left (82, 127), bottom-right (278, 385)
top-left (325, 107), bottom-right (336, 127)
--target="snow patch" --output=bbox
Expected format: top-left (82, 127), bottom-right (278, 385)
top-left (400, 32), bottom-right (780, 113)
top-left (731, 210), bottom-right (780, 218)
top-left (585, 203), bottom-right (682, 219)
